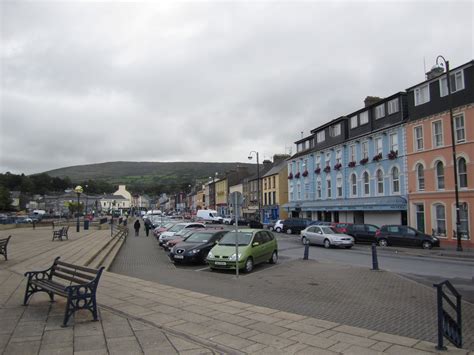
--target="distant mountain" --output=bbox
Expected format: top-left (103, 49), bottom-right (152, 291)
top-left (43, 161), bottom-right (255, 188)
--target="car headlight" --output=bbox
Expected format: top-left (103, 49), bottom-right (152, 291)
top-left (433, 237), bottom-right (438, 241)
top-left (189, 249), bottom-right (200, 254)
top-left (207, 251), bottom-right (213, 259)
top-left (229, 253), bottom-right (242, 261)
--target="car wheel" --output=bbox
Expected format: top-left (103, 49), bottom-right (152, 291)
top-left (275, 227), bottom-right (282, 233)
top-left (378, 239), bottom-right (388, 247)
top-left (269, 251), bottom-right (278, 264)
top-left (286, 228), bottom-right (292, 234)
top-left (422, 241), bottom-right (433, 249)
top-left (244, 257), bottom-right (254, 273)
top-left (324, 239), bottom-right (331, 248)
top-left (301, 236), bottom-right (308, 245)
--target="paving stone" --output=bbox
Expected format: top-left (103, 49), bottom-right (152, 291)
top-left (42, 328), bottom-right (74, 344)
top-left (169, 322), bottom-right (211, 337)
top-left (281, 342), bottom-right (313, 354)
top-left (12, 320), bottom-right (45, 337)
top-left (4, 340), bottom-right (41, 355)
top-left (246, 321), bottom-right (289, 336)
top-left (341, 345), bottom-right (385, 355)
top-left (209, 321), bottom-right (249, 336)
top-left (134, 328), bottom-right (172, 349)
top-left (370, 341), bottom-right (392, 352)
top-left (39, 347), bottom-right (74, 355)
top-left (167, 335), bottom-right (203, 351)
top-left (272, 311), bottom-right (307, 321)
top-left (106, 336), bottom-right (143, 354)
top-left (333, 325), bottom-right (378, 338)
top-left (329, 332), bottom-right (378, 347)
top-left (102, 322), bottom-right (134, 338)
top-left (179, 349), bottom-right (214, 355)
top-left (327, 341), bottom-right (353, 353)
top-left (210, 333), bottom-right (254, 349)
top-left (384, 344), bottom-right (433, 354)
top-left (290, 333), bottom-right (338, 349)
top-left (74, 321), bottom-right (104, 337)
top-left (370, 332), bottom-right (419, 347)
top-left (249, 332), bottom-right (296, 349)
top-left (74, 334), bottom-right (106, 352)
top-left (241, 342), bottom-right (268, 353)
top-left (283, 321), bottom-right (326, 335)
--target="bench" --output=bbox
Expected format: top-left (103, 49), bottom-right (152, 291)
top-left (23, 257), bottom-right (105, 326)
top-left (0, 235), bottom-right (11, 260)
top-left (52, 226), bottom-right (69, 241)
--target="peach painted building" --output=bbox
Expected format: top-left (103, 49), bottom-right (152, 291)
top-left (406, 60), bottom-right (473, 248)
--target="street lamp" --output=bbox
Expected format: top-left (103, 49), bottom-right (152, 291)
top-left (111, 200), bottom-right (116, 237)
top-left (84, 184), bottom-right (89, 216)
top-left (74, 185), bottom-right (83, 232)
top-left (435, 55), bottom-right (462, 251)
top-left (248, 151), bottom-right (261, 221)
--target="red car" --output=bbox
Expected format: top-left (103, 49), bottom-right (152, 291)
top-left (331, 222), bottom-right (353, 234)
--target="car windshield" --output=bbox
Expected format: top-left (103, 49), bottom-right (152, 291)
top-left (185, 232), bottom-right (213, 243)
top-left (169, 224), bottom-right (185, 232)
top-left (321, 226), bottom-right (336, 234)
top-left (163, 222), bottom-right (174, 229)
top-left (219, 232), bottom-right (253, 246)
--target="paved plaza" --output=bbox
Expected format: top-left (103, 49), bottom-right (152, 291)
top-left (0, 225), bottom-right (472, 354)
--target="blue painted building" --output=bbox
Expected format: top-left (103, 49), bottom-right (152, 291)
top-left (285, 94), bottom-right (409, 226)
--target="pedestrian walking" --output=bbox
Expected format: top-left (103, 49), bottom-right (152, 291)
top-left (134, 219), bottom-right (140, 237)
top-left (145, 222), bottom-right (150, 237)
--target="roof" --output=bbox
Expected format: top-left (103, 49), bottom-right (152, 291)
top-left (101, 194), bottom-right (127, 200)
top-left (262, 160), bottom-right (288, 177)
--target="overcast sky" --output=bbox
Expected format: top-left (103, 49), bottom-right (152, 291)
top-left (1, 1), bottom-right (472, 175)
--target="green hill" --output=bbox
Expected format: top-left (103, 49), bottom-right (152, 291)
top-left (43, 161), bottom-right (254, 191)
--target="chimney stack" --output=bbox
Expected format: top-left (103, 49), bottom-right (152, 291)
top-left (425, 65), bottom-right (444, 80)
top-left (364, 96), bottom-right (383, 107)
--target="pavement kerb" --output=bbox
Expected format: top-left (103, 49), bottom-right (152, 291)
top-left (99, 303), bottom-right (243, 355)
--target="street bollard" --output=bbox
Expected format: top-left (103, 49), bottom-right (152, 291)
top-left (371, 243), bottom-right (379, 270)
top-left (303, 239), bottom-right (309, 260)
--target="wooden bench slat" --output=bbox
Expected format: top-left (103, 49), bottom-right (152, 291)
top-left (56, 261), bottom-right (100, 275)
top-left (31, 280), bottom-right (68, 296)
top-left (53, 266), bottom-right (95, 281)
top-left (51, 271), bottom-right (92, 285)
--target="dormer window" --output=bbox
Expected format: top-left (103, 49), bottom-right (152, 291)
top-left (330, 123), bottom-right (341, 137)
top-left (359, 111), bottom-right (369, 125)
top-left (375, 104), bottom-right (385, 119)
top-left (350, 116), bottom-right (358, 129)
top-left (388, 98), bottom-right (399, 114)
top-left (414, 84), bottom-right (430, 106)
top-left (440, 69), bottom-right (465, 96)
top-left (316, 130), bottom-right (325, 142)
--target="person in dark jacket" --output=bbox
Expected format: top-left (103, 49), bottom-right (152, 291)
top-left (134, 219), bottom-right (140, 237)
top-left (145, 222), bottom-right (150, 237)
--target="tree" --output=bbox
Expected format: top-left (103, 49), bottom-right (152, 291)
top-left (0, 186), bottom-right (12, 211)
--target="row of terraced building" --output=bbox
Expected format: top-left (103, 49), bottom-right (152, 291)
top-left (284, 59), bottom-right (473, 248)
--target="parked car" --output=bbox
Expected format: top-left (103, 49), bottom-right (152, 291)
top-left (376, 225), bottom-right (440, 249)
top-left (153, 222), bottom-right (176, 239)
top-left (263, 219), bottom-right (277, 230)
top-left (331, 222), bottom-right (353, 233)
top-left (343, 224), bottom-right (379, 243)
top-left (301, 225), bottom-right (354, 248)
top-left (282, 218), bottom-right (312, 234)
top-left (207, 229), bottom-right (278, 273)
top-left (308, 220), bottom-right (332, 226)
top-left (272, 220), bottom-right (284, 233)
top-left (222, 216), bottom-right (233, 225)
top-left (159, 222), bottom-right (206, 246)
top-left (169, 229), bottom-right (228, 264)
top-left (163, 229), bottom-right (196, 251)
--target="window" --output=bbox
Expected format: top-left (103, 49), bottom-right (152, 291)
top-left (390, 133), bottom-right (398, 152)
top-left (288, 163), bottom-right (293, 174)
top-left (359, 111), bottom-right (369, 125)
top-left (415, 204), bottom-right (425, 233)
top-left (350, 116), bottom-right (358, 129)
top-left (297, 183), bottom-right (301, 200)
top-left (414, 84), bottom-right (430, 106)
top-left (363, 172), bottom-right (370, 195)
top-left (309, 138), bottom-right (314, 149)
top-left (459, 203), bottom-right (469, 238)
top-left (272, 191), bottom-right (276, 204)
top-left (315, 155), bottom-right (321, 170)
top-left (416, 164), bottom-right (425, 191)
top-left (435, 161), bottom-right (445, 190)
top-left (336, 173), bottom-right (343, 198)
top-left (316, 177), bottom-right (322, 199)
top-left (326, 177), bottom-right (332, 198)
top-left (351, 174), bottom-right (357, 196)
top-left (432, 121), bottom-right (443, 148)
top-left (303, 159), bottom-right (308, 173)
top-left (349, 145), bottom-right (356, 162)
top-left (454, 114), bottom-right (465, 143)
top-left (264, 193), bottom-right (267, 205)
top-left (414, 126), bottom-right (424, 151)
top-left (392, 167), bottom-right (400, 193)
top-left (289, 185), bottom-right (294, 201)
top-left (458, 158), bottom-right (467, 188)
top-left (330, 123), bottom-right (341, 137)
top-left (375, 137), bottom-right (383, 155)
top-left (272, 176), bottom-right (276, 188)
top-left (376, 169), bottom-right (384, 194)
top-left (304, 183), bottom-right (310, 200)
top-left (317, 130), bottom-right (325, 142)
top-left (375, 104), bottom-right (385, 119)
top-left (325, 152), bottom-right (331, 167)
top-left (388, 98), bottom-right (399, 115)
top-left (362, 141), bottom-right (368, 159)
top-left (336, 149), bottom-right (342, 164)
top-left (434, 204), bottom-right (446, 236)
top-left (440, 70), bottom-right (465, 96)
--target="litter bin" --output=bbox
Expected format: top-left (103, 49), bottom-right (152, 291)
top-left (84, 220), bottom-right (89, 230)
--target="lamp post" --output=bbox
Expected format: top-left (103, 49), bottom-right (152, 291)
top-left (84, 185), bottom-right (89, 216)
top-left (111, 200), bottom-right (116, 237)
top-left (435, 55), bottom-right (462, 251)
top-left (74, 185), bottom-right (83, 232)
top-left (248, 151), bottom-right (261, 221)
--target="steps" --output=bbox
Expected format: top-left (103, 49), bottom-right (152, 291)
top-left (85, 226), bottom-right (128, 270)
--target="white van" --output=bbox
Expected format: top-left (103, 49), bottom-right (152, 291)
top-left (196, 209), bottom-right (223, 224)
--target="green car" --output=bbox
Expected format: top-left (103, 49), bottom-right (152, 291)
top-left (206, 229), bottom-right (278, 273)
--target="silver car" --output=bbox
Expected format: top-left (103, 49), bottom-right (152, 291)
top-left (301, 225), bottom-right (354, 249)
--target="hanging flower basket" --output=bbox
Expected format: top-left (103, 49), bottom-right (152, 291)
top-left (334, 163), bottom-right (342, 171)
top-left (348, 161), bottom-right (356, 168)
top-left (288, 173), bottom-right (293, 180)
top-left (295, 172), bottom-right (301, 179)
top-left (387, 150), bottom-right (398, 160)
top-left (314, 168), bottom-right (321, 174)
top-left (302, 170), bottom-right (309, 177)
top-left (359, 158), bottom-right (369, 165)
top-left (323, 166), bottom-right (331, 173)
top-left (372, 153), bottom-right (383, 162)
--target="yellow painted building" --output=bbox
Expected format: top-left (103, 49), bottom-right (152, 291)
top-left (262, 161), bottom-right (289, 222)
top-left (215, 179), bottom-right (228, 216)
